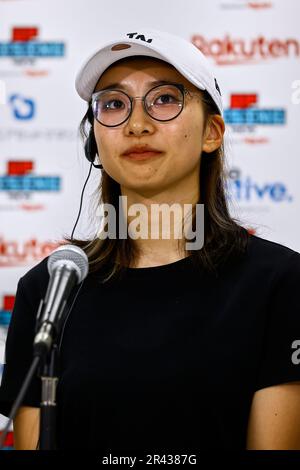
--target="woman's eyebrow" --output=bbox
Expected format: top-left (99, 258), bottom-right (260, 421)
top-left (98, 80), bottom-right (180, 91)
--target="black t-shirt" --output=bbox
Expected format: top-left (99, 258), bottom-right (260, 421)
top-left (1, 234), bottom-right (300, 450)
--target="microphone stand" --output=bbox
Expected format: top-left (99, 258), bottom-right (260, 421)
top-left (0, 327), bottom-right (60, 450)
top-left (0, 248), bottom-right (88, 450)
top-left (38, 343), bottom-right (59, 450)
top-left (33, 263), bottom-right (79, 450)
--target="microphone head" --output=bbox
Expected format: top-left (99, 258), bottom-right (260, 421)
top-left (47, 244), bottom-right (89, 283)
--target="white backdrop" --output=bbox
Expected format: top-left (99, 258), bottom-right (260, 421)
top-left (0, 0), bottom-right (300, 444)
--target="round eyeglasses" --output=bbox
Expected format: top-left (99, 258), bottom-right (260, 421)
top-left (91, 83), bottom-right (199, 127)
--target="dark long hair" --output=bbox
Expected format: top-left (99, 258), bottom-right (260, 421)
top-left (67, 61), bottom-right (249, 283)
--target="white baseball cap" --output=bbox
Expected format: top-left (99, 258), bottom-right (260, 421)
top-left (75, 28), bottom-right (223, 115)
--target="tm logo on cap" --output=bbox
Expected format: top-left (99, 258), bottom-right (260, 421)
top-left (126, 32), bottom-right (153, 43)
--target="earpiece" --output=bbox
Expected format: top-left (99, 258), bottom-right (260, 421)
top-left (84, 129), bottom-right (103, 169)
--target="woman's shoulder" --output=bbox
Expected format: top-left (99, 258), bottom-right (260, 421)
top-left (19, 256), bottom-right (50, 294)
top-left (248, 234), bottom-right (299, 260)
top-left (245, 233), bottom-right (300, 279)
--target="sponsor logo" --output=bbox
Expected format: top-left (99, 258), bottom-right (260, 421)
top-left (0, 295), bottom-right (14, 379)
top-left (9, 93), bottom-right (36, 120)
top-left (224, 93), bottom-right (286, 127)
top-left (191, 34), bottom-right (300, 65)
top-left (0, 237), bottom-right (60, 267)
top-left (0, 128), bottom-right (77, 142)
top-left (0, 295), bottom-right (14, 329)
top-left (227, 168), bottom-right (293, 203)
top-left (0, 431), bottom-right (13, 450)
top-left (0, 27), bottom-right (65, 61)
top-left (0, 160), bottom-right (61, 195)
top-left (219, 1), bottom-right (273, 9)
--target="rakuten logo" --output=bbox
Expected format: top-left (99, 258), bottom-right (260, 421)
top-left (0, 237), bottom-right (60, 267)
top-left (191, 34), bottom-right (300, 65)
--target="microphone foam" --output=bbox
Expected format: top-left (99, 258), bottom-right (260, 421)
top-left (47, 244), bottom-right (89, 283)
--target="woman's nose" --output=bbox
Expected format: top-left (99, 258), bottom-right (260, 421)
top-left (124, 98), bottom-right (155, 135)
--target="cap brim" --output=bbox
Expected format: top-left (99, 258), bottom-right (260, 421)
top-left (75, 39), bottom-right (206, 102)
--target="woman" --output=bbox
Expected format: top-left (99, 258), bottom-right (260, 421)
top-left (1, 29), bottom-right (300, 450)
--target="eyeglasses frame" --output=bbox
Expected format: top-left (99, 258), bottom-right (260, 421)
top-left (91, 82), bottom-right (202, 127)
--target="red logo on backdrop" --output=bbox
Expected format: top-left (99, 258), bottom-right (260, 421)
top-left (8, 160), bottom-right (34, 175)
top-left (191, 34), bottom-right (300, 65)
top-left (224, 92), bottom-right (285, 143)
top-left (2, 295), bottom-right (15, 311)
top-left (0, 237), bottom-right (60, 267)
top-left (0, 160), bottom-right (61, 209)
top-left (0, 26), bottom-right (65, 78)
top-left (12, 27), bottom-right (38, 42)
top-left (248, 2), bottom-right (272, 8)
top-left (0, 431), bottom-right (13, 449)
top-left (230, 94), bottom-right (258, 108)
top-left (0, 295), bottom-right (14, 328)
top-left (220, 1), bottom-right (273, 9)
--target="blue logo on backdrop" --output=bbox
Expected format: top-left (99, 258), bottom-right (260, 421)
top-left (9, 94), bottom-right (36, 120)
top-left (0, 27), bottom-right (65, 58)
top-left (224, 94), bottom-right (286, 127)
top-left (227, 168), bottom-right (293, 203)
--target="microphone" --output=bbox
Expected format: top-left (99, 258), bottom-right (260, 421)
top-left (33, 245), bottom-right (88, 357)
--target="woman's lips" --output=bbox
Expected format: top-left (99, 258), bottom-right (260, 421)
top-left (122, 151), bottom-right (164, 160)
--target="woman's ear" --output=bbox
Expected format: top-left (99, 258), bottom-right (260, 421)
top-left (202, 115), bottom-right (225, 153)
